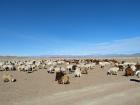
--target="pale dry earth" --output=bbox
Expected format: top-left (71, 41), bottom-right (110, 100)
top-left (0, 57), bottom-right (140, 105)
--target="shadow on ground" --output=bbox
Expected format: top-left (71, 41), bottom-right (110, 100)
top-left (130, 79), bottom-right (140, 82)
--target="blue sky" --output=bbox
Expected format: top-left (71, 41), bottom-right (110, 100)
top-left (0, 0), bottom-right (140, 56)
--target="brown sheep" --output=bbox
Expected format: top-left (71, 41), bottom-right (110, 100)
top-left (61, 75), bottom-right (70, 84)
top-left (81, 69), bottom-right (88, 74)
top-left (135, 64), bottom-right (140, 70)
top-left (118, 65), bottom-right (124, 71)
top-left (125, 67), bottom-right (134, 76)
top-left (55, 70), bottom-right (64, 82)
top-left (55, 70), bottom-right (70, 84)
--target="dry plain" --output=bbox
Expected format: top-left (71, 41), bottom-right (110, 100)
top-left (0, 57), bottom-right (140, 105)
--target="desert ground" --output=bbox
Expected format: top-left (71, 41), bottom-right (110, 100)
top-left (0, 57), bottom-right (140, 105)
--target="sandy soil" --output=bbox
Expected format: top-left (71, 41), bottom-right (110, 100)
top-left (0, 61), bottom-right (140, 105)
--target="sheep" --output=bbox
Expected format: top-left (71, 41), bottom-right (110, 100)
top-left (47, 62), bottom-right (53, 66)
top-left (118, 65), bottom-right (124, 71)
top-left (81, 69), bottom-right (88, 74)
top-left (30, 64), bottom-right (37, 71)
top-left (84, 64), bottom-right (92, 70)
top-left (61, 75), bottom-right (70, 84)
top-left (135, 64), bottom-right (140, 70)
top-left (99, 62), bottom-right (110, 68)
top-left (38, 64), bottom-right (43, 69)
top-left (57, 61), bottom-right (65, 65)
top-left (110, 59), bottom-right (119, 65)
top-left (55, 70), bottom-right (64, 81)
top-left (74, 67), bottom-right (82, 77)
top-left (17, 65), bottom-right (25, 71)
top-left (42, 64), bottom-right (47, 69)
top-left (55, 70), bottom-right (69, 84)
top-left (0, 62), bottom-right (4, 71)
top-left (60, 67), bottom-right (66, 73)
top-left (131, 65), bottom-right (136, 71)
top-left (2, 64), bottom-right (16, 71)
top-left (54, 67), bottom-right (60, 72)
top-left (125, 66), bottom-right (134, 76)
top-left (107, 67), bottom-right (119, 75)
top-left (23, 65), bottom-right (32, 72)
top-left (47, 66), bottom-right (55, 73)
top-left (2, 74), bottom-right (16, 82)
top-left (90, 63), bottom-right (96, 69)
top-left (67, 65), bottom-right (76, 73)
top-left (80, 66), bottom-right (88, 74)
top-left (122, 62), bottom-right (136, 66)
top-left (135, 70), bottom-right (140, 78)
top-left (99, 62), bottom-right (105, 68)
top-left (66, 65), bottom-right (73, 73)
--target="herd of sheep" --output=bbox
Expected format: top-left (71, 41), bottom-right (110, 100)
top-left (0, 58), bottom-right (140, 84)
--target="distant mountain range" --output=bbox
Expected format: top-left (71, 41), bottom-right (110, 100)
top-left (0, 53), bottom-right (140, 58)
top-left (88, 53), bottom-right (140, 57)
top-left (39, 53), bottom-right (140, 58)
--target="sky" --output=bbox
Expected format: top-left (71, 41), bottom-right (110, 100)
top-left (0, 0), bottom-right (140, 56)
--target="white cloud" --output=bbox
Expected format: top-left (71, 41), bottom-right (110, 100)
top-left (92, 36), bottom-right (140, 54)
top-left (55, 36), bottom-right (140, 55)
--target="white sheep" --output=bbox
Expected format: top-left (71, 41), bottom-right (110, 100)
top-left (123, 62), bottom-right (136, 66)
top-left (99, 62), bottom-right (110, 68)
top-left (131, 65), bottom-right (136, 71)
top-left (67, 65), bottom-right (73, 70)
top-left (135, 70), bottom-right (140, 78)
top-left (2, 74), bottom-right (16, 82)
top-left (54, 67), bottom-right (61, 73)
top-left (107, 67), bottom-right (119, 75)
top-left (74, 67), bottom-right (81, 77)
top-left (47, 66), bottom-right (55, 73)
top-left (60, 67), bottom-right (66, 72)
